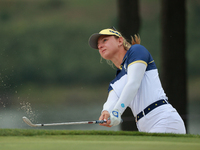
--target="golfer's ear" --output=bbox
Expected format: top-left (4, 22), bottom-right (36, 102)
top-left (118, 37), bottom-right (124, 46)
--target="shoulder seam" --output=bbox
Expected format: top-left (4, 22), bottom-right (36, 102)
top-left (128, 60), bottom-right (147, 67)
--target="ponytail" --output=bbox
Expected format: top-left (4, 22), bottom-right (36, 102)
top-left (131, 34), bottom-right (141, 45)
top-left (122, 34), bottom-right (141, 51)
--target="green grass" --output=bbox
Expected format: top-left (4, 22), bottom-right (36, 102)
top-left (0, 129), bottom-right (200, 150)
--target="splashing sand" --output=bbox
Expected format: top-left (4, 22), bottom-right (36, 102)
top-left (0, 98), bottom-right (6, 108)
top-left (20, 101), bottom-right (37, 122)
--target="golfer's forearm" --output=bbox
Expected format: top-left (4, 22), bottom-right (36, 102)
top-left (113, 63), bottom-right (146, 114)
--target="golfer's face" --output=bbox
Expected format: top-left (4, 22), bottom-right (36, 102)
top-left (97, 35), bottom-right (119, 60)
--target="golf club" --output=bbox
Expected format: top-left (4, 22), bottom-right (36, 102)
top-left (22, 116), bottom-right (108, 127)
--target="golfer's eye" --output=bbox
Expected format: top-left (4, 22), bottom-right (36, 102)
top-left (103, 39), bottom-right (107, 42)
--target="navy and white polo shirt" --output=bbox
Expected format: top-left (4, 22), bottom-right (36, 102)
top-left (107, 44), bottom-right (167, 116)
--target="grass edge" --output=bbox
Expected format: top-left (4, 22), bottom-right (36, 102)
top-left (0, 129), bottom-right (199, 138)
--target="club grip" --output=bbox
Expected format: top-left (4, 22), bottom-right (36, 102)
top-left (96, 120), bottom-right (107, 124)
top-left (96, 119), bottom-right (123, 124)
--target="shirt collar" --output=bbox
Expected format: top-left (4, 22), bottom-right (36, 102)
top-left (119, 52), bottom-right (128, 70)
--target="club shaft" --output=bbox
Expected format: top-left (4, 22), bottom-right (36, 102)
top-left (38, 121), bottom-right (99, 126)
top-left (22, 117), bottom-right (106, 127)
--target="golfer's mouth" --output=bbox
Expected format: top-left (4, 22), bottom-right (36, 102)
top-left (101, 49), bottom-right (106, 53)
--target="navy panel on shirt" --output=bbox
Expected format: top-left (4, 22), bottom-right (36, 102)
top-left (108, 44), bottom-right (157, 93)
top-left (126, 44), bottom-right (157, 71)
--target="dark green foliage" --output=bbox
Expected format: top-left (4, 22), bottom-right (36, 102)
top-left (0, 0), bottom-right (199, 88)
top-left (0, 0), bottom-right (117, 89)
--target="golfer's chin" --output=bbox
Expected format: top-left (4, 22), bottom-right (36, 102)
top-left (100, 53), bottom-right (112, 60)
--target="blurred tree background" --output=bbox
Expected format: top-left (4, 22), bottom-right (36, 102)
top-left (0, 0), bottom-right (199, 132)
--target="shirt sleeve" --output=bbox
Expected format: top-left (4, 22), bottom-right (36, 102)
top-left (127, 44), bottom-right (150, 66)
top-left (113, 62), bottom-right (147, 114)
top-left (127, 44), bottom-right (157, 71)
top-left (102, 90), bottom-right (119, 113)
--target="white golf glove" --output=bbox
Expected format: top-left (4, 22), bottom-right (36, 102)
top-left (109, 109), bottom-right (121, 126)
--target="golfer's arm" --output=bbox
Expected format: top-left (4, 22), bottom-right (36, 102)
top-left (102, 90), bottom-right (118, 113)
top-left (113, 62), bottom-right (147, 114)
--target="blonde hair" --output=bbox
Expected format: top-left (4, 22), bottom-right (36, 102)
top-left (122, 34), bottom-right (141, 50)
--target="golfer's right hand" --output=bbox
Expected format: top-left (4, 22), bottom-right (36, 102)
top-left (99, 110), bottom-right (111, 127)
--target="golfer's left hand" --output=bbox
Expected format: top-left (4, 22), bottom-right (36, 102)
top-left (109, 109), bottom-right (121, 126)
top-left (99, 110), bottom-right (111, 127)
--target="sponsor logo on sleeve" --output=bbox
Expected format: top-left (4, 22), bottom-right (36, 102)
top-left (112, 111), bottom-right (119, 118)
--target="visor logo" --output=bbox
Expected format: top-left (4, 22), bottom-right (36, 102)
top-left (109, 30), bottom-right (121, 36)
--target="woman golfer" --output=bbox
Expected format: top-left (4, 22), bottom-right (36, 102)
top-left (88, 27), bottom-right (186, 134)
